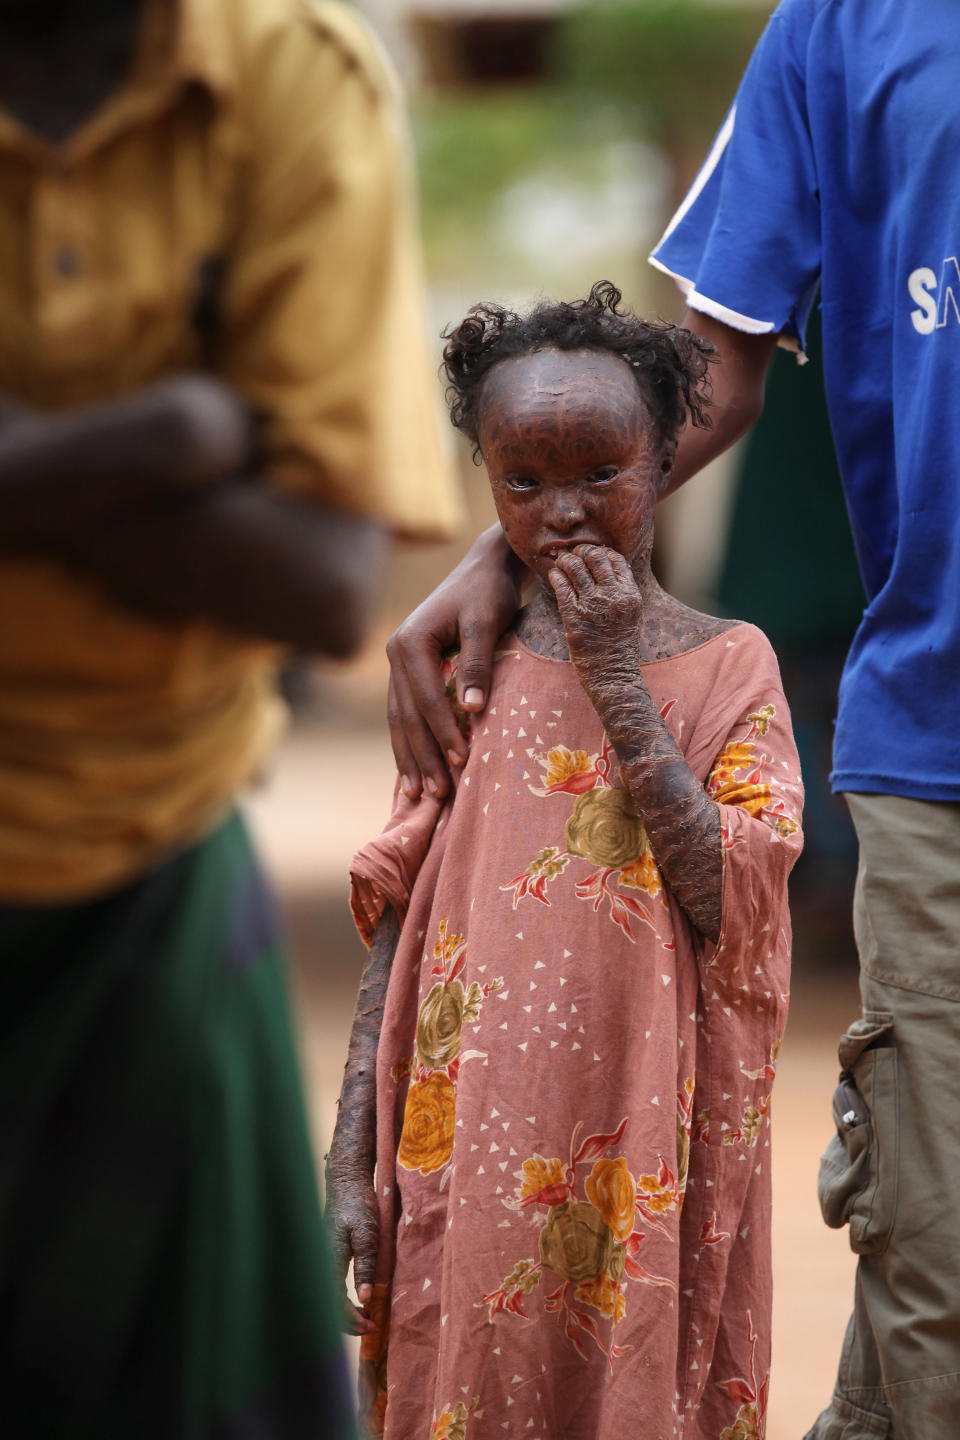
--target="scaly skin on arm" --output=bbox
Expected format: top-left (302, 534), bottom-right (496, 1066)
top-left (325, 906), bottom-right (400, 1335)
top-left (596, 680), bottom-right (722, 944)
top-left (550, 547), bottom-right (723, 943)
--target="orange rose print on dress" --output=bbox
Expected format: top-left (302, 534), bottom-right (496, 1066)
top-left (396, 918), bottom-right (502, 1177)
top-left (397, 1071), bottom-right (456, 1175)
top-left (479, 1117), bottom-right (675, 1368)
top-left (585, 1157), bottom-right (637, 1241)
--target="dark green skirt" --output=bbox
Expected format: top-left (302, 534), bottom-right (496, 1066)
top-left (0, 813), bottom-right (355, 1439)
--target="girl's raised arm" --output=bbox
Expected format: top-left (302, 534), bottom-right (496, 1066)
top-left (550, 547), bottom-right (724, 941)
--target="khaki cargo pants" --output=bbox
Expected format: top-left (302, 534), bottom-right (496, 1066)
top-left (806, 794), bottom-right (960, 1439)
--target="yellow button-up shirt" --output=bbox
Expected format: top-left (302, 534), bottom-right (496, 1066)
top-left (0, 0), bottom-right (461, 902)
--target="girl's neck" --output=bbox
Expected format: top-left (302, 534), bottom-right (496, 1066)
top-left (514, 567), bottom-right (736, 664)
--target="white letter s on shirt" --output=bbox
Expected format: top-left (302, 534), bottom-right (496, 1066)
top-left (908, 266), bottom-right (938, 334)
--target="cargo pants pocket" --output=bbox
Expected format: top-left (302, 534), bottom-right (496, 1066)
top-left (818, 1012), bottom-right (899, 1256)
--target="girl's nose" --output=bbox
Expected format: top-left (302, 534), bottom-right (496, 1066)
top-left (549, 491), bottom-right (587, 531)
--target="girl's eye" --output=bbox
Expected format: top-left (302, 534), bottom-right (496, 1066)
top-left (507, 475), bottom-right (538, 491)
top-left (589, 465), bottom-right (619, 484)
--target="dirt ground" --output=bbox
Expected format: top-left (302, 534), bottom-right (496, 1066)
top-left (244, 680), bottom-right (860, 1440)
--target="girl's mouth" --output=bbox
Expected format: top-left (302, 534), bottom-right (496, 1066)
top-left (540, 540), bottom-right (603, 561)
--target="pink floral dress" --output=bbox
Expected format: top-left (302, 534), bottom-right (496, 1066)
top-left (350, 624), bottom-right (803, 1440)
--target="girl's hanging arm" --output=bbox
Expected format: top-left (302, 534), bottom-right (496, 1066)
top-left (325, 906), bottom-right (400, 1336)
top-left (550, 548), bottom-right (722, 944)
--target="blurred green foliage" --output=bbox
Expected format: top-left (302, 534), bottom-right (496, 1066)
top-left (413, 1), bottom-right (766, 279)
top-left (416, 90), bottom-right (568, 233)
top-left (414, 90), bottom-right (636, 274)
top-left (554, 1), bottom-right (764, 144)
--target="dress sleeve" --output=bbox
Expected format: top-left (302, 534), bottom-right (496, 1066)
top-left (676, 643), bottom-right (804, 1414)
top-left (703, 690), bottom-right (803, 990)
top-left (349, 787), bottom-right (445, 948)
top-left (694, 664), bottom-right (803, 1128)
top-left (220, 2), bottom-right (463, 539)
top-left (350, 652), bottom-right (473, 944)
top-left (649, 0), bottom-right (821, 352)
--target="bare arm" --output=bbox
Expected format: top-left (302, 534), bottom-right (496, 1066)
top-left (0, 377), bottom-right (253, 550)
top-left (385, 315), bottom-right (778, 796)
top-left (551, 547), bottom-right (722, 942)
top-left (665, 309), bottom-right (779, 496)
top-left (598, 684), bottom-right (721, 942)
top-left (325, 906), bottom-right (400, 1335)
top-left (53, 484), bottom-right (388, 660)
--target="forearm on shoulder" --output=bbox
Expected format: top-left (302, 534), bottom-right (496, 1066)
top-left (327, 907), bottom-right (401, 1179)
top-left (664, 311), bottom-right (778, 497)
top-left (0, 376), bottom-right (253, 550)
top-left (597, 680), bottom-right (723, 943)
top-left (52, 483), bottom-right (388, 657)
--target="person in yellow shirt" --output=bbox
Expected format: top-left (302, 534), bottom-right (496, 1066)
top-left (0, 0), bottom-right (461, 1435)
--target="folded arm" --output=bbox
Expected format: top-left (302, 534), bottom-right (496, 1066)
top-left (0, 376), bottom-right (253, 551)
top-left (53, 481), bottom-right (387, 659)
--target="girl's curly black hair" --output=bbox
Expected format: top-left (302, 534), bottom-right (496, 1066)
top-left (441, 280), bottom-right (716, 460)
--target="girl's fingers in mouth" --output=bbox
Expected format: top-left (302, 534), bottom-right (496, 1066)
top-left (577, 544), bottom-right (617, 585)
top-left (552, 547), bottom-right (592, 592)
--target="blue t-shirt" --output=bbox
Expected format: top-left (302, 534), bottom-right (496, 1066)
top-left (651, 0), bottom-right (960, 800)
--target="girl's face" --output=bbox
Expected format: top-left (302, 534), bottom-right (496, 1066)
top-left (477, 348), bottom-right (671, 586)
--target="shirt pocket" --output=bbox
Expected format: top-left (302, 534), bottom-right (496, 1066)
top-left (817, 1012), bottom-right (899, 1256)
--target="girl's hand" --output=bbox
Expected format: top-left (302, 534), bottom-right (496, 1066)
top-left (324, 1162), bottom-right (380, 1336)
top-left (549, 545), bottom-right (642, 701)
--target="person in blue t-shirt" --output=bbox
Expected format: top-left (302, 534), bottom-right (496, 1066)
top-left (384, 3), bottom-right (960, 1434)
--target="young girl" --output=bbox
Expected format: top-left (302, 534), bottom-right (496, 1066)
top-left (326, 282), bottom-right (803, 1440)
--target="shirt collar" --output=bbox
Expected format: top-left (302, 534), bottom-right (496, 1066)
top-left (136, 0), bottom-right (233, 105)
top-left (0, 0), bottom-right (234, 160)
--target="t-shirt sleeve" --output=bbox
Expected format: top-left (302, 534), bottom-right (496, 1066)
top-left (220, 1), bottom-right (463, 539)
top-left (649, 0), bottom-right (821, 352)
